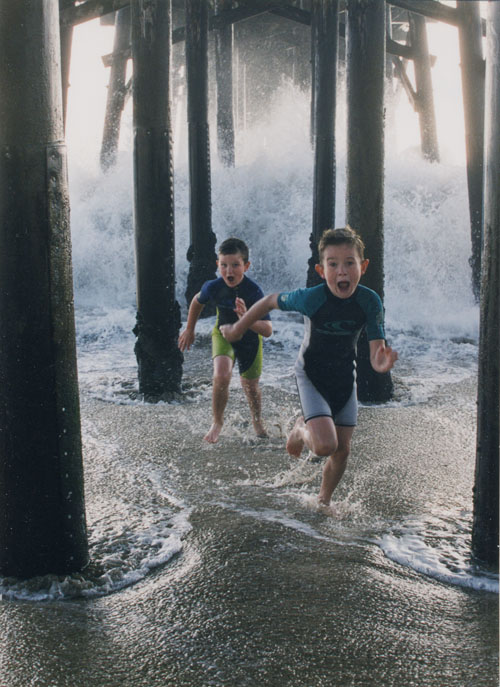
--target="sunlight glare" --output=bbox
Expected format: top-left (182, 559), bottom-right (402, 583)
top-left (65, 9), bottom-right (481, 169)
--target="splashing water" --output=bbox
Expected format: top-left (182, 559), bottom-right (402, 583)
top-left (1, 82), bottom-right (484, 603)
top-left (379, 508), bottom-right (499, 594)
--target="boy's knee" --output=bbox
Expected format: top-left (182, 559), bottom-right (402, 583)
top-left (213, 372), bottom-right (231, 388)
top-left (312, 438), bottom-right (338, 457)
top-left (240, 377), bottom-right (259, 391)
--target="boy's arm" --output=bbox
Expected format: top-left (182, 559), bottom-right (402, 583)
top-left (178, 295), bottom-right (205, 351)
top-left (369, 339), bottom-right (398, 373)
top-left (221, 293), bottom-right (279, 342)
top-left (250, 319), bottom-right (273, 337)
top-left (234, 297), bottom-right (273, 338)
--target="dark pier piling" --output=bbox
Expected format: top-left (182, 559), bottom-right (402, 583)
top-left (346, 0), bottom-right (392, 403)
top-left (60, 15), bottom-right (74, 132)
top-left (215, 0), bottom-right (235, 168)
top-left (408, 11), bottom-right (439, 163)
top-left (308, 0), bottom-right (339, 287)
top-left (457, 0), bottom-right (485, 303)
top-left (131, 0), bottom-right (183, 400)
top-left (0, 0), bottom-right (88, 578)
top-left (472, 0), bottom-right (499, 567)
top-left (184, 0), bottom-right (217, 309)
top-left (100, 6), bottom-right (131, 172)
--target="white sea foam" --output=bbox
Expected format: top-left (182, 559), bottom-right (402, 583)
top-left (378, 510), bottom-right (498, 594)
top-left (214, 500), bottom-right (330, 542)
top-left (68, 81), bottom-right (478, 409)
top-left (0, 453), bottom-right (193, 602)
top-left (64, 81), bottom-right (483, 598)
top-left (0, 516), bottom-right (190, 602)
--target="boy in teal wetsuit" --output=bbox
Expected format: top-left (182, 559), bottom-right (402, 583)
top-left (220, 227), bottom-right (398, 510)
top-left (179, 238), bottom-right (272, 443)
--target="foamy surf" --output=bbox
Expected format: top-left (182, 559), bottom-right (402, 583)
top-left (378, 510), bottom-right (498, 594)
top-left (0, 509), bottom-right (191, 602)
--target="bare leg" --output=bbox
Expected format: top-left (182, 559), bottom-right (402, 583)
top-left (205, 355), bottom-right (233, 443)
top-left (286, 415), bottom-right (337, 458)
top-left (240, 376), bottom-right (267, 437)
top-left (286, 416), bottom-right (307, 457)
top-left (318, 425), bottom-right (354, 506)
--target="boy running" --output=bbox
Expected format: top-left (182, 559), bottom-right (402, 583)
top-left (179, 238), bottom-right (272, 443)
top-left (220, 227), bottom-right (397, 508)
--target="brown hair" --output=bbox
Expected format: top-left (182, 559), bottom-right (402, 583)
top-left (318, 225), bottom-right (365, 262)
top-left (218, 237), bottom-right (249, 263)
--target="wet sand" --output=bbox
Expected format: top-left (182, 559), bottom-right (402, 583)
top-left (0, 342), bottom-right (498, 687)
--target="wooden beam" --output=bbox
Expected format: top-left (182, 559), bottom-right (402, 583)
top-left (389, 0), bottom-right (487, 35)
top-left (62, 0), bottom-right (485, 37)
top-left (210, 0), bottom-right (270, 29)
top-left (387, 0), bottom-right (459, 26)
top-left (392, 56), bottom-right (418, 110)
top-left (102, 46), bottom-right (130, 68)
top-left (61, 0), bottom-right (130, 27)
top-left (387, 35), bottom-right (414, 59)
top-left (269, 6), bottom-right (311, 26)
top-left (64, 0), bottom-right (313, 31)
top-left (103, 23), bottom-right (421, 64)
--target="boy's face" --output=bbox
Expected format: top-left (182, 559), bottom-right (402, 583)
top-left (315, 243), bottom-right (369, 299)
top-left (217, 252), bottom-right (249, 288)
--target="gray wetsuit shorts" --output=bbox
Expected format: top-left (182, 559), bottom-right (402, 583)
top-left (295, 363), bottom-right (358, 427)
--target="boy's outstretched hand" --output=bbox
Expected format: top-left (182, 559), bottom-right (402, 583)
top-left (370, 340), bottom-right (398, 374)
top-left (219, 298), bottom-right (246, 342)
top-left (234, 297), bottom-right (247, 319)
top-left (178, 328), bottom-right (195, 352)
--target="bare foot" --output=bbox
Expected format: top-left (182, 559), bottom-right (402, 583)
top-left (204, 422), bottom-right (222, 443)
top-left (253, 420), bottom-right (268, 439)
top-left (286, 417), bottom-right (305, 457)
top-left (317, 499), bottom-right (338, 517)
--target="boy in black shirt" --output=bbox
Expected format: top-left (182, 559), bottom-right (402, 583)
top-left (179, 238), bottom-right (272, 443)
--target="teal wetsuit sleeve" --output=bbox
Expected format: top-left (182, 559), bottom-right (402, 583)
top-left (277, 284), bottom-right (326, 316)
top-left (356, 286), bottom-right (386, 340)
top-left (277, 289), bottom-right (307, 312)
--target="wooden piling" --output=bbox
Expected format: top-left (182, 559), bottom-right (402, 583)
top-left (0, 0), bottom-right (88, 577)
top-left (215, 0), bottom-right (235, 167)
top-left (457, 1), bottom-right (485, 303)
top-left (408, 12), bottom-right (439, 162)
top-left (184, 0), bottom-right (217, 309)
top-left (131, 0), bottom-right (183, 400)
top-left (60, 20), bottom-right (73, 132)
top-left (346, 0), bottom-right (392, 403)
top-left (307, 0), bottom-right (339, 287)
top-left (472, 1), bottom-right (499, 567)
top-left (100, 6), bottom-right (131, 171)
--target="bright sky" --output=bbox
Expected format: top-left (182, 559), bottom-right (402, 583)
top-left (65, 6), bottom-right (487, 170)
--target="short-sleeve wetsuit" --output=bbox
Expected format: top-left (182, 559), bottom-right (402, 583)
top-left (277, 283), bottom-right (385, 425)
top-left (197, 275), bottom-right (271, 379)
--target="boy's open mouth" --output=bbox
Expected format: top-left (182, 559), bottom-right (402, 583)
top-left (227, 276), bottom-right (235, 283)
top-left (337, 281), bottom-right (350, 292)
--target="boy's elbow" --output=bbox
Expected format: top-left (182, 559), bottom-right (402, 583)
top-left (265, 293), bottom-right (279, 309)
top-left (262, 323), bottom-right (273, 338)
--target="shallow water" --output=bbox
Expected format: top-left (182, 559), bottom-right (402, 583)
top-left (1, 333), bottom-right (497, 687)
top-left (2, 69), bottom-right (498, 686)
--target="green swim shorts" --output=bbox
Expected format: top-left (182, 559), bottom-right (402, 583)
top-left (212, 325), bottom-right (263, 380)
